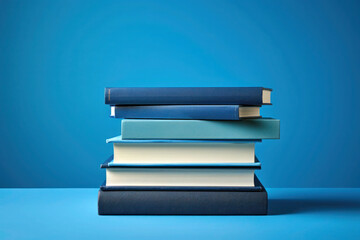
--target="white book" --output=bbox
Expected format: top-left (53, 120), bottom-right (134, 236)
top-left (106, 168), bottom-right (255, 187)
top-left (109, 140), bottom-right (255, 164)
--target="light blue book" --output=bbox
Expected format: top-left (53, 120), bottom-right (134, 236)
top-left (121, 119), bottom-right (280, 140)
top-left (106, 135), bottom-right (261, 143)
top-left (102, 156), bottom-right (262, 168)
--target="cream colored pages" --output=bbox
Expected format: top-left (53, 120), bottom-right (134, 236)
top-left (262, 89), bottom-right (271, 104)
top-left (106, 168), bottom-right (255, 187)
top-left (113, 143), bottom-right (255, 164)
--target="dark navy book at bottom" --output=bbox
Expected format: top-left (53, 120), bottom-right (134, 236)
top-left (98, 176), bottom-right (268, 215)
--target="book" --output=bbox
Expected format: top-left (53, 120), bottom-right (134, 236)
top-left (98, 176), bottom-right (268, 215)
top-left (103, 168), bottom-right (257, 187)
top-left (121, 118), bottom-right (280, 140)
top-left (106, 136), bottom-right (258, 164)
top-left (101, 157), bottom-right (260, 187)
top-left (104, 87), bottom-right (271, 105)
top-left (100, 182), bottom-right (263, 192)
top-left (110, 105), bottom-right (260, 120)
top-left (100, 172), bottom-right (263, 192)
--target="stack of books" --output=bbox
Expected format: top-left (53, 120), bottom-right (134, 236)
top-left (98, 87), bottom-right (280, 215)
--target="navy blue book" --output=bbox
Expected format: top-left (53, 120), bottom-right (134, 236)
top-left (110, 105), bottom-right (261, 120)
top-left (98, 176), bottom-right (267, 215)
top-left (105, 87), bottom-right (272, 106)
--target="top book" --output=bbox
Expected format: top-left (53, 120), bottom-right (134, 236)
top-left (105, 87), bottom-right (272, 106)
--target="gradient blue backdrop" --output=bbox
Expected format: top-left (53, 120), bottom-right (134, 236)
top-left (0, 0), bottom-right (359, 187)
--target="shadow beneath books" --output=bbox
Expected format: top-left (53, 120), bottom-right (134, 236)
top-left (269, 198), bottom-right (360, 215)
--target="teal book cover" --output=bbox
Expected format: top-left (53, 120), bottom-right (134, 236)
top-left (121, 119), bottom-right (280, 140)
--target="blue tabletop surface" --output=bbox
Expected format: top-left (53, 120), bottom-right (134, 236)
top-left (0, 188), bottom-right (359, 240)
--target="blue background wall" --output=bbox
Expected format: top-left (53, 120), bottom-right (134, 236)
top-left (0, 0), bottom-right (359, 188)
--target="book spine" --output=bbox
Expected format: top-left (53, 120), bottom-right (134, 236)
top-left (111, 105), bottom-right (239, 120)
top-left (121, 119), bottom-right (280, 140)
top-left (98, 189), bottom-right (268, 215)
top-left (105, 87), bottom-right (264, 105)
top-left (100, 185), bottom-right (263, 191)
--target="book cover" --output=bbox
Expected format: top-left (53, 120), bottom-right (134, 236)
top-left (104, 87), bottom-right (271, 105)
top-left (110, 105), bottom-right (260, 120)
top-left (100, 155), bottom-right (262, 168)
top-left (121, 119), bottom-right (280, 140)
top-left (106, 135), bottom-right (261, 143)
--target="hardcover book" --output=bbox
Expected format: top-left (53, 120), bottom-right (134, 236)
top-left (106, 135), bottom-right (259, 164)
top-left (98, 175), bottom-right (268, 215)
top-left (110, 105), bottom-right (261, 120)
top-left (104, 87), bottom-right (271, 105)
top-left (121, 119), bottom-right (280, 140)
top-left (101, 156), bottom-right (261, 187)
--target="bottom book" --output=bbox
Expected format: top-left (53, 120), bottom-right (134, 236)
top-left (98, 177), bottom-right (267, 215)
